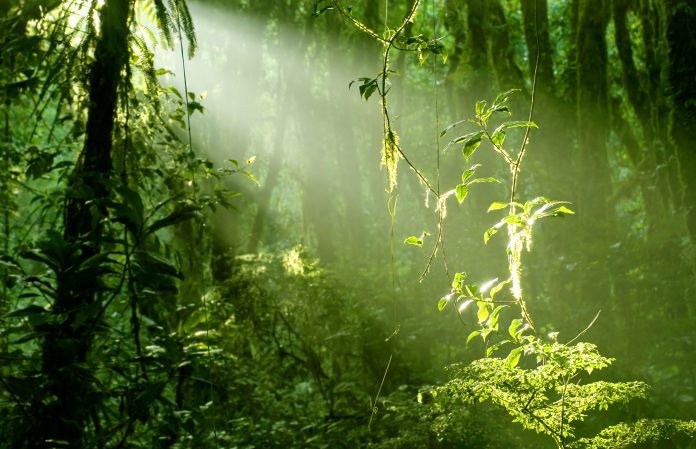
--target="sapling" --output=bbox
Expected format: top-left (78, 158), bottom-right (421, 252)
top-left (432, 92), bottom-right (696, 449)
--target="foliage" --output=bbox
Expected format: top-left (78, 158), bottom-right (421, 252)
top-left (1, 0), bottom-right (695, 448)
top-left (431, 94), bottom-right (696, 448)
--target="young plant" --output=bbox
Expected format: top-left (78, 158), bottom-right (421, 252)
top-left (431, 93), bottom-right (696, 449)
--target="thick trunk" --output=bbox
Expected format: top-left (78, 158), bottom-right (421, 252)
top-left (576, 0), bottom-right (611, 223)
top-left (663, 0), bottom-right (696, 290)
top-left (520, 0), bottom-right (554, 95)
top-left (465, 0), bottom-right (491, 99)
top-left (612, 0), bottom-right (668, 226)
top-left (573, 0), bottom-right (615, 331)
top-left (39, 0), bottom-right (130, 446)
top-left (488, 0), bottom-right (525, 92)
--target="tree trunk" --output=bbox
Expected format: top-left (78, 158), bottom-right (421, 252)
top-left (612, 0), bottom-right (668, 227)
top-left (38, 0), bottom-right (130, 445)
top-left (663, 0), bottom-right (696, 292)
top-left (488, 0), bottom-right (525, 92)
top-left (573, 0), bottom-right (615, 329)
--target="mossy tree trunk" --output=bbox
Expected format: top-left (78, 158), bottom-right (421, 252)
top-left (573, 0), bottom-right (615, 326)
top-left (38, 0), bottom-right (130, 446)
top-left (663, 0), bottom-right (696, 295)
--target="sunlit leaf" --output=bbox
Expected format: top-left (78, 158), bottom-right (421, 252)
top-left (488, 202), bottom-right (507, 212)
top-left (463, 133), bottom-right (483, 160)
top-left (505, 347), bottom-right (523, 368)
top-left (500, 120), bottom-right (538, 129)
top-left (484, 227), bottom-right (498, 244)
top-left (440, 119), bottom-right (467, 137)
top-left (468, 177), bottom-right (499, 184)
top-left (508, 318), bottom-right (523, 339)
top-left (491, 129), bottom-right (506, 146)
top-left (404, 236), bottom-right (423, 247)
top-left (455, 184), bottom-right (469, 203)
top-left (467, 330), bottom-right (481, 345)
top-left (475, 100), bottom-right (487, 118)
top-left (490, 278), bottom-right (510, 300)
top-left (477, 303), bottom-right (490, 323)
top-left (461, 163), bottom-right (481, 182)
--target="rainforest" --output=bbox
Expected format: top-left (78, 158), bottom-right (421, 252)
top-left (1, 0), bottom-right (696, 448)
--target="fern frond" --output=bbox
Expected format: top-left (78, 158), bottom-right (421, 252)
top-left (152, 0), bottom-right (173, 48)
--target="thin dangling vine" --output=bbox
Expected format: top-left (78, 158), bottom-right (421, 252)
top-left (173, 0), bottom-right (219, 446)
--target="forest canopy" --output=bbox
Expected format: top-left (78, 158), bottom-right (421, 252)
top-left (1, 0), bottom-right (696, 448)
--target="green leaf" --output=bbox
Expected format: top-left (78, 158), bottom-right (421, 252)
top-left (404, 236), bottom-right (423, 247)
top-left (467, 330), bottom-right (482, 345)
top-left (554, 205), bottom-right (575, 215)
top-left (461, 163), bottom-right (481, 182)
top-left (133, 251), bottom-right (183, 280)
top-left (242, 170), bottom-right (260, 186)
top-left (488, 202), bottom-right (507, 212)
top-left (475, 100), bottom-right (487, 118)
top-left (508, 318), bottom-right (523, 339)
top-left (494, 89), bottom-right (520, 105)
top-left (187, 100), bottom-right (204, 115)
top-left (463, 133), bottom-right (483, 160)
top-left (505, 347), bottom-right (523, 368)
top-left (465, 284), bottom-right (480, 297)
top-left (455, 184), bottom-right (469, 203)
top-left (438, 297), bottom-right (449, 311)
top-left (490, 279), bottom-right (510, 300)
top-left (500, 120), bottom-right (538, 129)
top-left (145, 203), bottom-right (201, 236)
top-left (452, 272), bottom-right (467, 289)
top-left (440, 119), bottom-right (467, 137)
top-left (484, 227), bottom-right (498, 244)
top-left (5, 305), bottom-right (47, 318)
top-left (477, 303), bottom-right (490, 323)
top-left (491, 129), bottom-right (506, 147)
top-left (468, 177), bottom-right (500, 184)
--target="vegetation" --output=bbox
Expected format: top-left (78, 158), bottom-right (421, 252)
top-left (1, 0), bottom-right (695, 448)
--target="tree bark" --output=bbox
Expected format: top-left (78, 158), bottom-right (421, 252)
top-left (663, 0), bottom-right (696, 290)
top-left (38, 0), bottom-right (130, 446)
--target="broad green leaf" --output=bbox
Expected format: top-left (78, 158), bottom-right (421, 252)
top-left (463, 134), bottom-right (483, 160)
top-left (455, 184), bottom-right (469, 203)
top-left (491, 129), bottom-right (506, 146)
top-left (488, 202), bottom-right (507, 212)
top-left (484, 227), bottom-right (498, 244)
top-left (5, 305), bottom-right (47, 318)
top-left (508, 318), bottom-right (523, 339)
top-left (461, 164), bottom-right (482, 182)
top-left (437, 297), bottom-right (448, 311)
top-left (465, 284), bottom-right (480, 297)
top-left (490, 278), bottom-right (510, 300)
top-left (475, 100), bottom-right (487, 118)
top-left (404, 236), bottom-right (423, 247)
top-left (133, 251), bottom-right (183, 280)
top-left (452, 272), bottom-right (467, 289)
top-left (467, 330), bottom-right (481, 345)
top-left (477, 303), bottom-right (490, 323)
top-left (145, 203), bottom-right (201, 235)
top-left (505, 347), bottom-right (523, 368)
